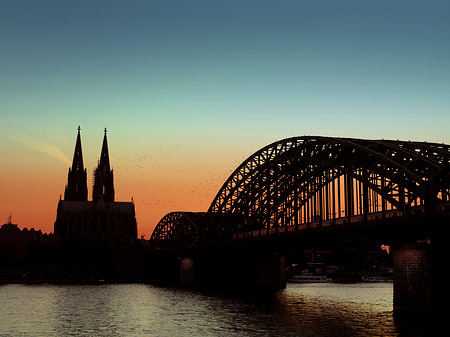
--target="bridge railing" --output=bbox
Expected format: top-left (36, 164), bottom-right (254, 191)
top-left (230, 207), bottom-right (404, 239)
top-left (229, 203), bottom-right (450, 240)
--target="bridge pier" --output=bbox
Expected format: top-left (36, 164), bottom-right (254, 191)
top-left (393, 238), bottom-right (443, 319)
top-left (393, 243), bottom-right (433, 315)
top-left (250, 254), bottom-right (286, 289)
top-left (180, 257), bottom-right (196, 287)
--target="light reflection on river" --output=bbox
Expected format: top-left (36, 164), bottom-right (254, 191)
top-left (0, 282), bottom-right (428, 336)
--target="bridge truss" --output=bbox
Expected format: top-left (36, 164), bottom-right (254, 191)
top-left (150, 136), bottom-right (450, 249)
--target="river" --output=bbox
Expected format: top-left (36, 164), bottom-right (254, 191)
top-left (0, 282), bottom-right (431, 336)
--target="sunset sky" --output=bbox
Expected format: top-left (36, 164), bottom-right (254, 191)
top-left (1, 0), bottom-right (449, 238)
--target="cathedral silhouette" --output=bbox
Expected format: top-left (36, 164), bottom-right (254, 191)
top-left (54, 127), bottom-right (137, 243)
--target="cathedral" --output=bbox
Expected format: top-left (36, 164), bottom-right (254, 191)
top-left (54, 127), bottom-right (137, 243)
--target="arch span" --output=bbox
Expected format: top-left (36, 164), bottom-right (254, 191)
top-left (151, 136), bottom-right (450, 248)
top-left (208, 136), bottom-right (450, 236)
top-left (149, 212), bottom-right (208, 251)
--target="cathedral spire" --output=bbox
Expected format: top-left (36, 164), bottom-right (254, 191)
top-left (64, 126), bottom-right (88, 201)
top-left (99, 127), bottom-right (111, 172)
top-left (93, 127), bottom-right (115, 202)
top-left (72, 126), bottom-right (84, 172)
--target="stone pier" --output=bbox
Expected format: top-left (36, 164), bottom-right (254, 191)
top-left (180, 257), bottom-right (196, 286)
top-left (393, 241), bottom-right (439, 316)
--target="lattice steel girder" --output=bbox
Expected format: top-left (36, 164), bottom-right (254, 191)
top-left (208, 136), bottom-right (450, 218)
top-left (150, 136), bottom-right (450, 248)
top-left (150, 212), bottom-right (208, 250)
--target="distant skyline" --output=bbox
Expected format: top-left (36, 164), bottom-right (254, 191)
top-left (1, 0), bottom-right (449, 238)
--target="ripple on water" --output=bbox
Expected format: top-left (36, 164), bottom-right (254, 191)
top-left (0, 282), bottom-right (418, 337)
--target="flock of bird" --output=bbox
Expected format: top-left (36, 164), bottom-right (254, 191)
top-left (108, 144), bottom-right (240, 231)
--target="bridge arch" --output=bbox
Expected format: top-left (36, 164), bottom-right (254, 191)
top-left (151, 136), bottom-right (450, 247)
top-left (207, 136), bottom-right (450, 237)
top-left (149, 212), bottom-right (208, 251)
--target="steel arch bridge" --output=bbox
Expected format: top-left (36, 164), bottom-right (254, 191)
top-left (150, 136), bottom-right (450, 250)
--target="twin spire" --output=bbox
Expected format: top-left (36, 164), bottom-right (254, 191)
top-left (64, 126), bottom-right (87, 201)
top-left (64, 126), bottom-right (115, 203)
top-left (71, 126), bottom-right (84, 173)
top-left (93, 127), bottom-right (115, 202)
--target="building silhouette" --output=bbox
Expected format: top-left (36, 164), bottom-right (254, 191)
top-left (54, 127), bottom-right (137, 243)
top-left (0, 214), bottom-right (44, 265)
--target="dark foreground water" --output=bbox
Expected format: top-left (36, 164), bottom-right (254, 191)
top-left (0, 282), bottom-right (431, 336)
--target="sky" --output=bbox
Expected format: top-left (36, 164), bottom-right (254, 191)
top-left (1, 0), bottom-right (449, 238)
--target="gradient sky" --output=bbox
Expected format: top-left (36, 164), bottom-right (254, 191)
top-left (1, 0), bottom-right (449, 238)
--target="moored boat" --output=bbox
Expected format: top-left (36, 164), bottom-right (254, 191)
top-left (361, 275), bottom-right (393, 282)
top-left (288, 273), bottom-right (332, 283)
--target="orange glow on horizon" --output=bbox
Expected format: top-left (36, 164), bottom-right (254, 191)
top-left (0, 138), bottom-right (239, 239)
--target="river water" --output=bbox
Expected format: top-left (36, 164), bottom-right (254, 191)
top-left (0, 282), bottom-right (430, 336)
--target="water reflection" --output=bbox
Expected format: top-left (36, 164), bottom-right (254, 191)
top-left (0, 283), bottom-right (430, 336)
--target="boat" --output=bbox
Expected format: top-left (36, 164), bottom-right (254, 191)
top-left (288, 272), bottom-right (332, 283)
top-left (361, 275), bottom-right (393, 283)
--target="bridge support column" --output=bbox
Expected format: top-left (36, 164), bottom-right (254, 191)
top-left (180, 257), bottom-right (196, 287)
top-left (393, 242), bottom-right (435, 316)
top-left (251, 254), bottom-right (286, 289)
